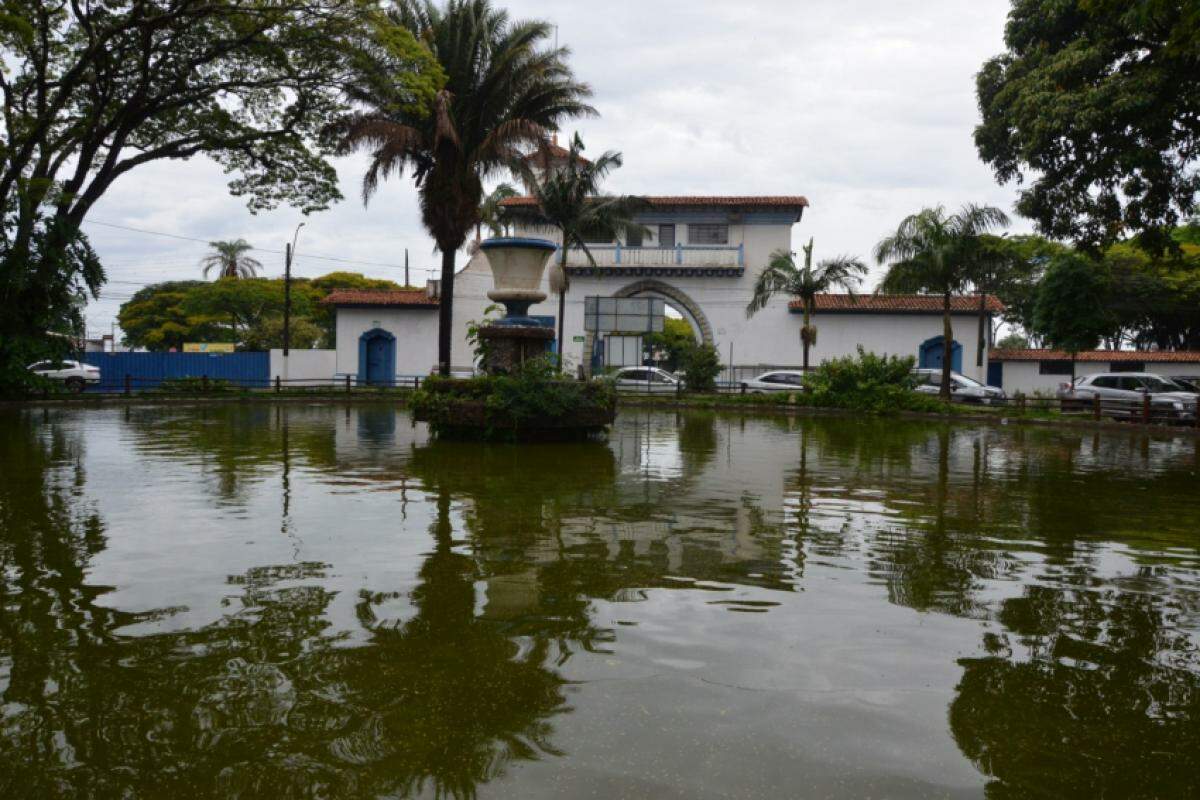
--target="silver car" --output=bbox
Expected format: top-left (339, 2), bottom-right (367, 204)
top-left (611, 366), bottom-right (681, 393)
top-left (912, 369), bottom-right (1006, 404)
top-left (28, 359), bottom-right (100, 393)
top-left (742, 370), bottom-right (807, 393)
top-left (1058, 372), bottom-right (1198, 421)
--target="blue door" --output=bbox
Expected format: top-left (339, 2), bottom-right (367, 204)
top-left (919, 336), bottom-right (962, 373)
top-left (987, 361), bottom-right (1003, 388)
top-left (358, 329), bottom-right (396, 385)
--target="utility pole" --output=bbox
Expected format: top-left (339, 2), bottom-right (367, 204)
top-left (405, 248), bottom-right (410, 287)
top-left (283, 223), bottom-right (305, 380)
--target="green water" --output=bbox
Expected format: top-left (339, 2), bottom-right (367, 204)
top-left (1, 406), bottom-right (1199, 798)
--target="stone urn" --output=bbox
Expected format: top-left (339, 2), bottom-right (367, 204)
top-left (477, 237), bottom-right (558, 372)
top-left (480, 237), bottom-right (557, 323)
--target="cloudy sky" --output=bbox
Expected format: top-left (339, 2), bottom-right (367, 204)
top-left (82, 0), bottom-right (1028, 338)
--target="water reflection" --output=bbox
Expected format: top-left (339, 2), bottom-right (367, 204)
top-left (2, 407), bottom-right (1200, 797)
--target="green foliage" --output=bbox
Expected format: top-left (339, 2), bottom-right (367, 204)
top-left (156, 377), bottom-right (237, 394)
top-left (645, 317), bottom-right (696, 372)
top-left (679, 343), bottom-right (722, 394)
top-left (1032, 253), bottom-right (1113, 357)
top-left (465, 304), bottom-right (503, 365)
top-left (241, 316), bottom-right (323, 351)
top-left (804, 348), bottom-right (943, 415)
top-left (0, 217), bottom-right (103, 395)
top-left (975, 0), bottom-right (1200, 252)
top-left (334, 0), bottom-right (594, 374)
top-left (118, 272), bottom-right (400, 350)
top-left (410, 357), bottom-right (616, 439)
top-left (200, 240), bottom-right (262, 279)
top-left (996, 333), bottom-right (1030, 350)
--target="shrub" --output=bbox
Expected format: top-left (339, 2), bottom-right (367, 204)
top-left (679, 343), bottom-right (722, 393)
top-left (804, 347), bottom-right (941, 414)
top-left (157, 377), bottom-right (236, 393)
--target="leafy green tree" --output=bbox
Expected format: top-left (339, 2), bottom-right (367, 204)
top-left (646, 317), bottom-right (697, 372)
top-left (0, 1), bottom-right (435, 391)
top-left (118, 280), bottom-right (222, 351)
top-left (975, 1), bottom-right (1200, 252)
top-left (511, 133), bottom-right (648, 369)
top-left (1032, 252), bottom-right (1113, 380)
top-left (241, 316), bottom-right (323, 351)
top-left (199, 239), bottom-right (263, 279)
top-left (745, 238), bottom-right (867, 372)
top-left (332, 0), bottom-right (594, 375)
top-left (978, 234), bottom-right (1071, 344)
top-left (875, 204), bottom-right (1010, 399)
top-left (679, 343), bottom-right (722, 394)
top-left (995, 332), bottom-right (1030, 350)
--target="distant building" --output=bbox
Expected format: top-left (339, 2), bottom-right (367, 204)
top-left (991, 349), bottom-right (1200, 395)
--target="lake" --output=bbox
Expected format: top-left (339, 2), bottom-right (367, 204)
top-left (2, 405), bottom-right (1199, 798)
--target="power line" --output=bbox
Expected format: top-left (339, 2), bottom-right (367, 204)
top-left (84, 219), bottom-right (434, 273)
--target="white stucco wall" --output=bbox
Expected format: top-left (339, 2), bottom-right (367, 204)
top-left (269, 349), bottom-right (337, 385)
top-left (334, 306), bottom-right (440, 379)
top-left (999, 360), bottom-right (1200, 396)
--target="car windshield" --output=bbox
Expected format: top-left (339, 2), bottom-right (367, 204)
top-left (953, 374), bottom-right (984, 388)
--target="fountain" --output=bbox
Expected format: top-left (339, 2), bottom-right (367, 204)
top-left (409, 236), bottom-right (616, 440)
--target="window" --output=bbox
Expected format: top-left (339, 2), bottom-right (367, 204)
top-left (1109, 361), bottom-right (1144, 373)
top-left (580, 226), bottom-right (612, 244)
top-left (658, 224), bottom-right (675, 248)
top-left (1091, 376), bottom-right (1119, 389)
top-left (626, 228), bottom-right (644, 247)
top-left (688, 223), bottom-right (729, 245)
top-left (1039, 360), bottom-right (1074, 375)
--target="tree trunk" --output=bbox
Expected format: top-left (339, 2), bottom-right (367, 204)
top-left (941, 291), bottom-right (953, 401)
top-left (437, 247), bottom-right (455, 377)
top-left (801, 301), bottom-right (812, 372)
top-left (976, 291), bottom-right (986, 367)
top-left (556, 249), bottom-right (568, 372)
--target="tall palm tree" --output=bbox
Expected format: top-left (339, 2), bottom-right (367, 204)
top-left (512, 133), bottom-right (649, 370)
top-left (200, 239), bottom-right (262, 279)
top-left (874, 204), bottom-right (1010, 399)
top-left (745, 239), bottom-right (867, 372)
top-left (333, 0), bottom-right (594, 376)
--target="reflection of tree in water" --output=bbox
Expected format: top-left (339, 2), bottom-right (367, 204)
top-left (0, 412), bottom-right (566, 799)
top-left (950, 584), bottom-right (1200, 797)
top-left (806, 418), bottom-right (1200, 796)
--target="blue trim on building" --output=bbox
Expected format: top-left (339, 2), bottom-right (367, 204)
top-left (357, 328), bottom-right (397, 385)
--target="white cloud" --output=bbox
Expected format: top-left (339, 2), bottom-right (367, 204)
top-left (82, 0), bottom-right (1025, 337)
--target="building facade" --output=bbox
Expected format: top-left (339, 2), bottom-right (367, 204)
top-left (991, 349), bottom-right (1200, 395)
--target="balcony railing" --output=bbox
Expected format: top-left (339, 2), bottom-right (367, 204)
top-left (561, 243), bottom-right (743, 268)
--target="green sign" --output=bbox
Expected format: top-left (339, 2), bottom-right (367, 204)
top-left (572, 335), bottom-right (585, 343)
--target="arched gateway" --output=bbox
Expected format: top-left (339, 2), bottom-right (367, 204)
top-left (582, 279), bottom-right (713, 375)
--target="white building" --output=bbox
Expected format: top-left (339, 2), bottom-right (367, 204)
top-left (322, 194), bottom-right (1002, 383)
top-left (991, 349), bottom-right (1200, 396)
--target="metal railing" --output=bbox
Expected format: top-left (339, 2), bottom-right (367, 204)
top-left (561, 243), bottom-right (743, 268)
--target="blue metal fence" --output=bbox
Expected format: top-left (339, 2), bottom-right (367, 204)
top-left (82, 352), bottom-right (270, 391)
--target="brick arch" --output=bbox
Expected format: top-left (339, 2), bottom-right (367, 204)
top-left (584, 280), bottom-right (713, 375)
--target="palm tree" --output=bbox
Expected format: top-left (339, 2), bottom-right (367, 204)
top-left (512, 133), bottom-right (649, 370)
top-left (745, 239), bottom-right (867, 372)
top-left (333, 0), bottom-right (594, 376)
top-left (874, 204), bottom-right (1010, 399)
top-left (200, 239), bottom-right (262, 279)
top-left (475, 183), bottom-right (518, 244)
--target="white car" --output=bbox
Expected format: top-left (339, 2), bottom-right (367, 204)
top-left (611, 366), bottom-right (681, 393)
top-left (28, 359), bottom-right (100, 392)
top-left (912, 368), bottom-right (1006, 404)
top-left (742, 370), bottom-right (807, 393)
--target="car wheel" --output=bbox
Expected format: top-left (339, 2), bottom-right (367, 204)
top-left (65, 377), bottom-right (85, 393)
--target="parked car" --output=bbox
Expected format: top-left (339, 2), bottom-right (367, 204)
top-left (911, 368), bottom-right (1006, 404)
top-left (742, 370), bottom-right (807, 393)
top-left (1057, 372), bottom-right (1198, 422)
top-left (611, 366), bottom-right (681, 393)
top-left (1168, 375), bottom-right (1200, 393)
top-left (27, 359), bottom-right (100, 393)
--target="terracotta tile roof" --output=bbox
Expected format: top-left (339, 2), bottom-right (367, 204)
top-left (321, 289), bottom-right (438, 307)
top-left (501, 195), bottom-right (809, 210)
top-left (991, 349), bottom-right (1200, 363)
top-left (788, 294), bottom-right (1004, 313)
